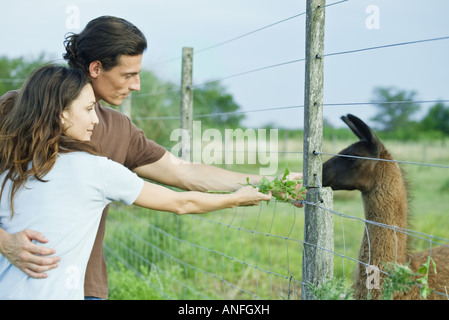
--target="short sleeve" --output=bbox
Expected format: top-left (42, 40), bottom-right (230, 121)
top-left (92, 104), bottom-right (166, 170)
top-left (123, 117), bottom-right (167, 170)
top-left (95, 156), bottom-right (144, 205)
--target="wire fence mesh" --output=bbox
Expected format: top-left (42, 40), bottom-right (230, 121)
top-left (102, 0), bottom-right (449, 300)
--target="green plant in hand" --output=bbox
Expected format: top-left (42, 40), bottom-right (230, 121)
top-left (246, 168), bottom-right (306, 203)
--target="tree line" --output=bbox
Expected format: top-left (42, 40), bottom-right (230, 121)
top-left (1, 55), bottom-right (448, 144)
top-left (0, 55), bottom-right (243, 147)
top-left (323, 87), bottom-right (449, 141)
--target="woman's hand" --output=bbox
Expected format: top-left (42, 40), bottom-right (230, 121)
top-left (232, 185), bottom-right (272, 206)
top-left (282, 172), bottom-right (306, 208)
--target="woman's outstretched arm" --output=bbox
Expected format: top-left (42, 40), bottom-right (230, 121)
top-left (133, 181), bottom-right (271, 215)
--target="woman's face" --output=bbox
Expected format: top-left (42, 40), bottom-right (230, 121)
top-left (61, 84), bottom-right (99, 141)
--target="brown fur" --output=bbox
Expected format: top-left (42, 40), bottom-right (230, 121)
top-left (322, 114), bottom-right (449, 300)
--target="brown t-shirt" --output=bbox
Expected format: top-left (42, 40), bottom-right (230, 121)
top-left (0, 90), bottom-right (167, 299)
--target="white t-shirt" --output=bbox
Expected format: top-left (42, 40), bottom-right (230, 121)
top-left (0, 152), bottom-right (144, 300)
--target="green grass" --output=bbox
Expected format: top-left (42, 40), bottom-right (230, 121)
top-left (105, 139), bottom-right (449, 300)
top-left (106, 202), bottom-right (305, 300)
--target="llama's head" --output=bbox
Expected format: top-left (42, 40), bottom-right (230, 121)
top-left (322, 114), bottom-right (385, 193)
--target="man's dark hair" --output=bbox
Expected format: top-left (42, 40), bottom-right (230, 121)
top-left (63, 16), bottom-right (147, 74)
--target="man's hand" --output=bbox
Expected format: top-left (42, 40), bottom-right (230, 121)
top-left (280, 171), bottom-right (306, 208)
top-left (232, 185), bottom-right (272, 207)
top-left (0, 229), bottom-right (60, 278)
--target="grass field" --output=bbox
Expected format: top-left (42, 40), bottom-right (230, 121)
top-left (104, 138), bottom-right (449, 300)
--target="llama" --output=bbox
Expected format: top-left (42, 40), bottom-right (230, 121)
top-left (322, 114), bottom-right (449, 300)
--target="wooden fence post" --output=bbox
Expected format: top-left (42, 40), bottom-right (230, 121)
top-left (301, 0), bottom-right (334, 300)
top-left (180, 47), bottom-right (194, 161)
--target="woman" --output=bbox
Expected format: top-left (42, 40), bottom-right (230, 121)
top-left (0, 65), bottom-right (270, 300)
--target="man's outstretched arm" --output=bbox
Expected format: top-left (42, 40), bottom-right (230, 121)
top-left (133, 151), bottom-right (305, 206)
top-left (133, 151), bottom-right (267, 192)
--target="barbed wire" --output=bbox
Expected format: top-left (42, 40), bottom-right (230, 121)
top-left (150, 0), bottom-right (350, 66)
top-left (324, 35), bottom-right (449, 58)
top-left (315, 151), bottom-right (449, 169)
top-left (301, 186), bottom-right (449, 298)
top-left (132, 99), bottom-right (449, 120)
top-left (189, 34), bottom-right (449, 91)
top-left (142, 144), bottom-right (448, 171)
top-left (0, 0), bottom-right (446, 300)
top-left (105, 190), bottom-right (449, 299)
top-left (133, 104), bottom-right (303, 120)
top-left (103, 1), bottom-right (449, 300)
top-left (106, 203), bottom-right (305, 299)
top-left (128, 33), bottom-right (449, 99)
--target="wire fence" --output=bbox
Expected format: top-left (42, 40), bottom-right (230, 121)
top-left (1, 1), bottom-right (446, 300)
top-left (104, 180), bottom-right (449, 299)
top-left (105, 201), bottom-right (305, 300)
top-left (0, 0), bottom-right (447, 303)
top-left (100, 0), bottom-right (449, 300)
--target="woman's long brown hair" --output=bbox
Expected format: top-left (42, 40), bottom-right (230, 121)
top-left (0, 65), bottom-right (100, 216)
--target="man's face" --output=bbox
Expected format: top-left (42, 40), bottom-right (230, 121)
top-left (90, 54), bottom-right (142, 106)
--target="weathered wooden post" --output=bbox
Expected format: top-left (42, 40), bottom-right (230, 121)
top-left (180, 47), bottom-right (194, 161)
top-left (301, 0), bottom-right (334, 300)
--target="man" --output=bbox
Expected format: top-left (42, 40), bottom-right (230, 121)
top-left (0, 16), bottom-right (303, 299)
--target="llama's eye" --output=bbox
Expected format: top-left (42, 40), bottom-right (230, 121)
top-left (344, 155), bottom-right (357, 162)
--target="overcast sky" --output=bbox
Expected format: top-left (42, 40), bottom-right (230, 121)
top-left (1, 0), bottom-right (448, 129)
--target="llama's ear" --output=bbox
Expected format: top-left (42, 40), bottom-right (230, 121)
top-left (341, 115), bottom-right (365, 140)
top-left (342, 114), bottom-right (381, 155)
